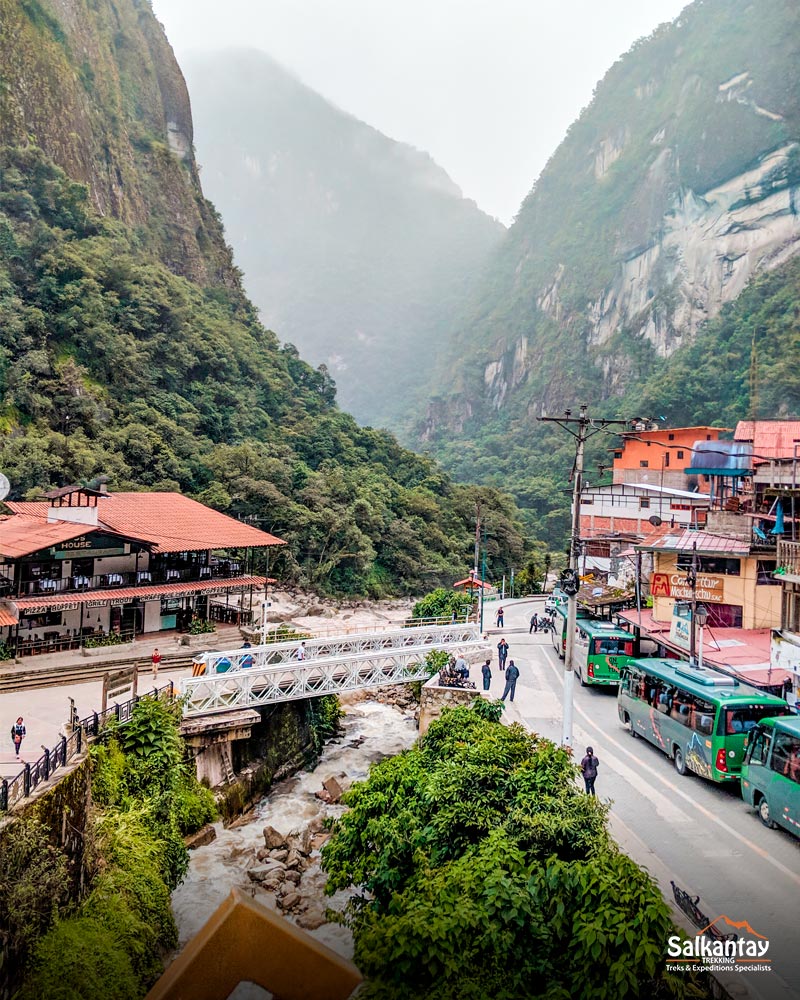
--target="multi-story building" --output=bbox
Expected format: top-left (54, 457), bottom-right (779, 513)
top-left (610, 425), bottom-right (728, 492)
top-left (0, 485), bottom-right (284, 656)
top-left (772, 542), bottom-right (800, 709)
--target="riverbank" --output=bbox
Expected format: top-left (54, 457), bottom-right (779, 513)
top-left (171, 698), bottom-right (417, 962)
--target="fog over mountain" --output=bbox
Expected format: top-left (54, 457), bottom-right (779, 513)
top-left (184, 49), bottom-right (504, 427)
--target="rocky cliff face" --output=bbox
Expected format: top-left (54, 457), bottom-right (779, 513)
top-left (0, 0), bottom-right (236, 286)
top-left (417, 0), bottom-right (800, 447)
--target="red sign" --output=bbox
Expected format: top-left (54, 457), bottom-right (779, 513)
top-left (650, 572), bottom-right (671, 597)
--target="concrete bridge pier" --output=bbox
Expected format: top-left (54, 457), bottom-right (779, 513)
top-left (181, 709), bottom-right (262, 786)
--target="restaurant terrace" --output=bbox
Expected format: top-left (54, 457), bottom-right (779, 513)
top-left (0, 486), bottom-right (285, 656)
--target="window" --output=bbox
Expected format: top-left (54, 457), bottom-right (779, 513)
top-left (757, 560), bottom-right (780, 586)
top-left (639, 498), bottom-right (650, 509)
top-left (580, 496), bottom-right (594, 505)
top-left (614, 451), bottom-right (622, 459)
top-left (670, 503), bottom-right (691, 511)
top-left (639, 460), bottom-right (649, 468)
top-left (747, 728), bottom-right (773, 766)
top-left (670, 690), bottom-right (692, 726)
top-left (594, 638), bottom-right (634, 656)
top-left (668, 434), bottom-right (675, 441)
top-left (706, 434), bottom-right (712, 440)
top-left (691, 696), bottom-right (715, 735)
top-left (677, 450), bottom-right (684, 459)
top-left (721, 704), bottom-right (788, 737)
top-left (676, 554), bottom-right (741, 576)
top-left (770, 732), bottom-right (800, 783)
top-left (664, 452), bottom-right (670, 466)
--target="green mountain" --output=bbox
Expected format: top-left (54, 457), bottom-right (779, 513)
top-left (181, 48), bottom-right (505, 427)
top-left (0, 0), bottom-right (525, 595)
top-left (414, 0), bottom-right (800, 542)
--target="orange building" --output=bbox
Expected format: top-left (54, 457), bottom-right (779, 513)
top-left (611, 426), bottom-right (730, 493)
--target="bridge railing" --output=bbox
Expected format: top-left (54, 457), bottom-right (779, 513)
top-left (195, 623), bottom-right (484, 677)
top-left (181, 630), bottom-right (489, 716)
top-left (0, 682), bottom-right (175, 813)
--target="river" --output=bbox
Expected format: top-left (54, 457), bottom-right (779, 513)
top-left (170, 699), bottom-right (417, 967)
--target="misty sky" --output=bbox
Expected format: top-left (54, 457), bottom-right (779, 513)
top-left (152, 0), bottom-right (688, 225)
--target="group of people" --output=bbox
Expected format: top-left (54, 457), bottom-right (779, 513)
top-left (528, 612), bottom-right (553, 633)
top-left (439, 654), bottom-right (476, 689)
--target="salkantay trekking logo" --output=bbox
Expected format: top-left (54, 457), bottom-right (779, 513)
top-left (667, 915), bottom-right (771, 975)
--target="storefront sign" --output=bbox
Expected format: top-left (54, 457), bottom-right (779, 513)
top-left (670, 612), bottom-right (692, 650)
top-left (650, 572), bottom-right (724, 603)
top-left (23, 602), bottom-right (79, 614)
top-left (53, 533), bottom-right (127, 559)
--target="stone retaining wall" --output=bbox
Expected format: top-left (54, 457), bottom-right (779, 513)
top-left (419, 675), bottom-right (479, 735)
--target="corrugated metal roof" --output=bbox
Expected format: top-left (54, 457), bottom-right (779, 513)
top-left (635, 529), bottom-right (750, 555)
top-left (583, 483), bottom-right (709, 500)
top-left (5, 493), bottom-right (285, 553)
top-left (13, 575), bottom-right (270, 609)
top-left (734, 420), bottom-right (800, 463)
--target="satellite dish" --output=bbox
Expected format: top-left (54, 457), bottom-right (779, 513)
top-left (648, 515), bottom-right (663, 526)
top-left (0, 474), bottom-right (10, 502)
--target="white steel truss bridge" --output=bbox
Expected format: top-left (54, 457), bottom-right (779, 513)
top-left (181, 623), bottom-right (487, 716)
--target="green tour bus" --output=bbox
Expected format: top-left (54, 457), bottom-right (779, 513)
top-left (551, 611), bottom-right (635, 687)
top-left (741, 715), bottom-right (800, 838)
top-left (617, 658), bottom-right (789, 783)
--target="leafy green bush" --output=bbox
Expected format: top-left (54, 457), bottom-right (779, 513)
top-left (84, 632), bottom-right (128, 647)
top-left (172, 781), bottom-right (217, 835)
top-left (412, 588), bottom-right (473, 621)
top-left (187, 616), bottom-right (216, 634)
top-left (323, 702), bottom-right (711, 999)
top-left (309, 695), bottom-right (344, 754)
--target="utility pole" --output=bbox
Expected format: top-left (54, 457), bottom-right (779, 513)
top-left (685, 540), bottom-right (699, 666)
top-left (539, 405), bottom-right (630, 747)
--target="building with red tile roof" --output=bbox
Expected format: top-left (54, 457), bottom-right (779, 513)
top-left (0, 487), bottom-right (284, 656)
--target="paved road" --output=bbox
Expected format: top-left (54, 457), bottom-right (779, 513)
top-left (486, 599), bottom-right (799, 1000)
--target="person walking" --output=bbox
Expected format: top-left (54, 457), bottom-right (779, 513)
top-left (529, 613), bottom-right (539, 634)
top-left (151, 647), bottom-right (161, 682)
top-left (497, 638), bottom-right (509, 671)
top-left (501, 661), bottom-right (520, 702)
top-left (495, 607), bottom-right (504, 628)
top-left (296, 641), bottom-right (307, 661)
top-left (580, 746), bottom-right (600, 796)
top-left (481, 658), bottom-right (492, 691)
top-left (11, 717), bottom-right (25, 760)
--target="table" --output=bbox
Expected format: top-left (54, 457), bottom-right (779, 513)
top-left (73, 576), bottom-right (90, 588)
top-left (165, 570), bottom-right (180, 581)
top-left (40, 579), bottom-right (61, 592)
top-left (137, 571), bottom-right (152, 583)
top-left (107, 573), bottom-right (123, 586)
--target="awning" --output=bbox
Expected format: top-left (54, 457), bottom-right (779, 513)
top-left (453, 577), bottom-right (492, 590)
top-left (12, 575), bottom-right (271, 612)
top-left (0, 606), bottom-right (18, 627)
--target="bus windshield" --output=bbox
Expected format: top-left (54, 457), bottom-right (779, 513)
top-left (721, 704), bottom-right (789, 736)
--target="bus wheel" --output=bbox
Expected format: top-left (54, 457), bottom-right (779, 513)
top-left (673, 746), bottom-right (687, 776)
top-left (576, 667), bottom-right (586, 687)
top-left (757, 795), bottom-right (776, 829)
top-left (623, 713), bottom-right (636, 738)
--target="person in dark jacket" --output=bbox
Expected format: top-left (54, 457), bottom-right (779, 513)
top-left (481, 658), bottom-right (492, 691)
top-left (501, 660), bottom-right (520, 702)
top-left (580, 746), bottom-right (599, 795)
top-left (529, 613), bottom-right (539, 634)
top-left (11, 717), bottom-right (25, 760)
top-left (497, 638), bottom-right (509, 671)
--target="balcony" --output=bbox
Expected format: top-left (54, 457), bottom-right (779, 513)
top-left (776, 540), bottom-right (800, 583)
top-left (17, 561), bottom-right (244, 597)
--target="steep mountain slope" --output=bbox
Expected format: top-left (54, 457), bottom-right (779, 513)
top-left (0, 0), bottom-right (525, 595)
top-left (181, 49), bottom-right (505, 426)
top-left (416, 0), bottom-right (800, 541)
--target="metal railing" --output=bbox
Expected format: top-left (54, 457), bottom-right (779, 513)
top-left (17, 564), bottom-right (246, 596)
top-left (0, 681), bottom-right (175, 812)
top-left (777, 540), bottom-right (800, 579)
top-left (182, 624), bottom-right (488, 715)
top-left (15, 629), bottom-right (136, 657)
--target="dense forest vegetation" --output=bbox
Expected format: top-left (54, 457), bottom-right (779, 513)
top-left (0, 146), bottom-right (525, 594)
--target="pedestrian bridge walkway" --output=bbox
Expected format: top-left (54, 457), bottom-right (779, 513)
top-left (181, 622), bottom-right (487, 716)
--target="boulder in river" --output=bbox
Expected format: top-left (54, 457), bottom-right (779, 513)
top-left (297, 906), bottom-right (327, 931)
top-left (321, 775), bottom-right (344, 803)
top-left (263, 824), bottom-right (288, 850)
top-left (279, 890), bottom-right (302, 910)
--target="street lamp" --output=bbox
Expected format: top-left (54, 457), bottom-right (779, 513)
top-left (695, 605), bottom-right (708, 670)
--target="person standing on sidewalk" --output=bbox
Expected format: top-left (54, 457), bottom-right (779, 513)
top-left (151, 647), bottom-right (161, 682)
top-left (11, 717), bottom-right (25, 760)
top-left (529, 613), bottom-right (539, 634)
top-left (497, 638), bottom-right (509, 671)
top-left (495, 607), bottom-right (504, 628)
top-left (580, 747), bottom-right (599, 796)
top-left (501, 661), bottom-right (520, 702)
top-left (481, 658), bottom-right (492, 691)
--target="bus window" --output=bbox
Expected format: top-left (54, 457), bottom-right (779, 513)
top-left (722, 705), bottom-right (789, 737)
top-left (670, 691), bottom-right (692, 727)
top-left (593, 638), bottom-right (634, 656)
top-left (656, 686), bottom-right (673, 714)
top-left (746, 728), bottom-right (773, 766)
top-left (770, 733), bottom-right (800, 783)
top-left (691, 696), bottom-right (715, 735)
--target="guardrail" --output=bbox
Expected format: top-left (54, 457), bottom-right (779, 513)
top-left (0, 681), bottom-right (175, 813)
